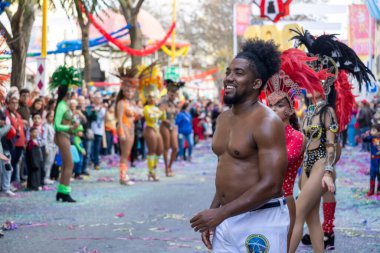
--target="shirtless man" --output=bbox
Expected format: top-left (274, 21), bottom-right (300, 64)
top-left (190, 39), bottom-right (289, 253)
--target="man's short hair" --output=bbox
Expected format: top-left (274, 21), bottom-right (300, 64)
top-left (20, 88), bottom-right (30, 96)
top-left (32, 113), bottom-right (42, 119)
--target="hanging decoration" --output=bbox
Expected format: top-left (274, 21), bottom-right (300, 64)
top-left (182, 68), bottom-right (218, 82)
top-left (2, 25), bottom-right (131, 59)
top-left (161, 45), bottom-right (189, 58)
top-left (367, 0), bottom-right (380, 20)
top-left (0, 1), bottom-right (10, 16)
top-left (253, 0), bottom-right (292, 23)
top-left (78, 0), bottom-right (175, 57)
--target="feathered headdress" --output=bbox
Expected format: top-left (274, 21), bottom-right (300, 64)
top-left (266, 48), bottom-right (328, 109)
top-left (49, 65), bottom-right (82, 90)
top-left (290, 28), bottom-right (375, 92)
top-left (165, 79), bottom-right (185, 93)
top-left (116, 66), bottom-right (139, 88)
top-left (138, 62), bottom-right (162, 99)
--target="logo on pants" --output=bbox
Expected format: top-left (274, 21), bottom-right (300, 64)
top-left (245, 234), bottom-right (270, 253)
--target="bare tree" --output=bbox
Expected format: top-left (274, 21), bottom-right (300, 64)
top-left (0, 0), bottom-right (36, 89)
top-left (118, 0), bottom-right (145, 67)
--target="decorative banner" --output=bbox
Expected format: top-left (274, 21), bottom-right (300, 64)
top-left (349, 5), bottom-right (375, 56)
top-left (164, 66), bottom-right (180, 81)
top-left (236, 4), bottom-right (251, 36)
top-left (253, 0), bottom-right (292, 23)
top-left (78, 0), bottom-right (175, 57)
top-left (367, 0), bottom-right (380, 20)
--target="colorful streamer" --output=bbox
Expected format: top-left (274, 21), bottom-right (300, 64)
top-left (0, 1), bottom-right (10, 16)
top-left (0, 25), bottom-right (131, 59)
top-left (367, 0), bottom-right (380, 20)
top-left (161, 45), bottom-right (189, 57)
top-left (182, 68), bottom-right (219, 82)
top-left (78, 0), bottom-right (176, 57)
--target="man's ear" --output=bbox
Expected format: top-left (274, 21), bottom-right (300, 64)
top-left (252, 79), bottom-right (262, 89)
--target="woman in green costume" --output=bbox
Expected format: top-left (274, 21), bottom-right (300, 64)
top-left (51, 66), bottom-right (82, 202)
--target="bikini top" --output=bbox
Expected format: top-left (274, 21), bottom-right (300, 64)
top-left (63, 110), bottom-right (73, 121)
top-left (123, 101), bottom-right (135, 118)
top-left (302, 104), bottom-right (339, 144)
top-left (303, 124), bottom-right (326, 142)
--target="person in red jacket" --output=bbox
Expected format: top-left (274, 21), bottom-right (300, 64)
top-left (5, 88), bottom-right (26, 185)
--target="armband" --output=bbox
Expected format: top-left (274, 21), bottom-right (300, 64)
top-left (324, 165), bottom-right (335, 173)
top-left (328, 123), bottom-right (339, 133)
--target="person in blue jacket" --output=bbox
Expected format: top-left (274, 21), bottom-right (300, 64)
top-left (175, 103), bottom-right (194, 161)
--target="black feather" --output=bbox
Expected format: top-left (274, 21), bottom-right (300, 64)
top-left (290, 29), bottom-right (375, 91)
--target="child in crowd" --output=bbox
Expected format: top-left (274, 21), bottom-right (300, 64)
top-left (362, 124), bottom-right (380, 196)
top-left (26, 127), bottom-right (44, 191)
top-left (73, 125), bottom-right (86, 179)
top-left (28, 113), bottom-right (44, 144)
top-left (42, 112), bottom-right (56, 184)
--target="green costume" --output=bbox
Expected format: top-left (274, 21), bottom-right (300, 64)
top-left (50, 65), bottom-right (82, 199)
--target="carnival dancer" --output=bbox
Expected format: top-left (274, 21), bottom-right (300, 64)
top-left (289, 29), bottom-right (373, 252)
top-left (160, 79), bottom-right (184, 177)
top-left (190, 39), bottom-right (289, 252)
top-left (51, 66), bottom-right (82, 203)
top-left (115, 67), bottom-right (139, 185)
top-left (140, 63), bottom-right (165, 181)
top-left (266, 48), bottom-right (326, 250)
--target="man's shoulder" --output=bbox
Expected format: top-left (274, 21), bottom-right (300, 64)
top-left (216, 109), bottom-right (231, 123)
top-left (250, 104), bottom-right (281, 125)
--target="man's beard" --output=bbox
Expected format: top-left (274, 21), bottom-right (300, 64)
top-left (223, 92), bottom-right (243, 105)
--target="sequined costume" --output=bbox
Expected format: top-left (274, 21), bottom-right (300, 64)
top-left (143, 104), bottom-right (166, 130)
top-left (283, 125), bottom-right (304, 196)
top-left (302, 101), bottom-right (338, 177)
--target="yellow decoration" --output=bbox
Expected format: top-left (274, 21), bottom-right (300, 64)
top-left (41, 0), bottom-right (47, 57)
top-left (244, 24), bottom-right (304, 51)
top-left (161, 45), bottom-right (189, 57)
top-left (171, 0), bottom-right (176, 62)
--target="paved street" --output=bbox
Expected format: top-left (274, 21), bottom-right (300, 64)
top-left (1, 141), bottom-right (380, 253)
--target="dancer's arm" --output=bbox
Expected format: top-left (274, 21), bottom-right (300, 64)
top-left (323, 107), bottom-right (338, 192)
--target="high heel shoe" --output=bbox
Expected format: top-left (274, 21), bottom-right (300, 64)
top-left (165, 168), bottom-right (175, 177)
top-left (120, 177), bottom-right (135, 186)
top-left (56, 192), bottom-right (76, 203)
top-left (148, 172), bottom-right (159, 181)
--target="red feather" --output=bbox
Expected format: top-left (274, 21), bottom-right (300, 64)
top-left (266, 48), bottom-right (328, 106)
top-left (335, 70), bottom-right (355, 131)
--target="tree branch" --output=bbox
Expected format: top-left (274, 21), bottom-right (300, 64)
top-left (75, 0), bottom-right (86, 28)
top-left (0, 22), bottom-right (12, 44)
top-left (132, 0), bottom-right (144, 16)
